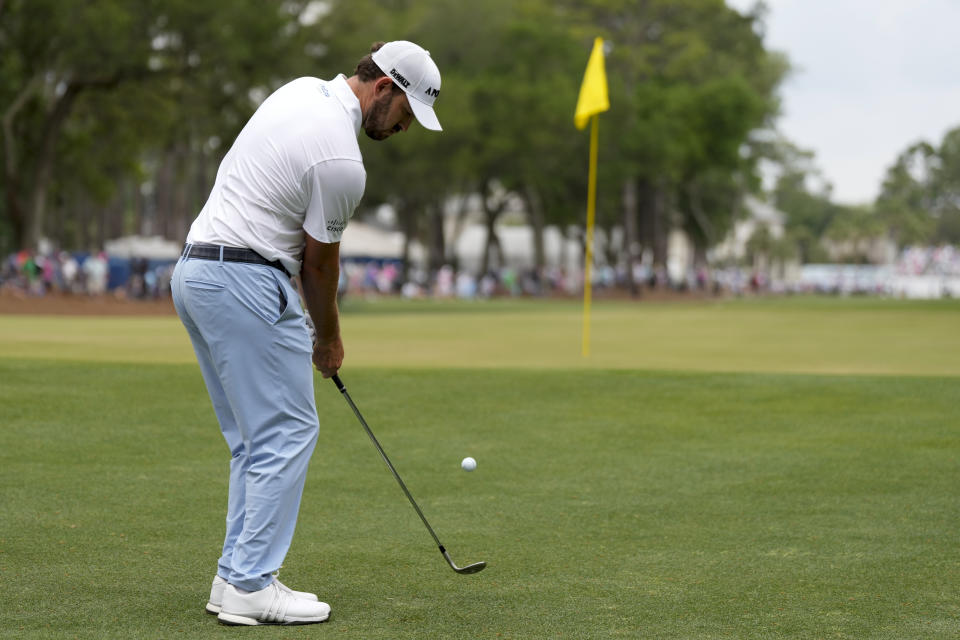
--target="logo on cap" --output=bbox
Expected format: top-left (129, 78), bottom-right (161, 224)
top-left (389, 68), bottom-right (410, 88)
top-left (426, 87), bottom-right (440, 98)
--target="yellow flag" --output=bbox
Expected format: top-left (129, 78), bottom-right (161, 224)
top-left (574, 37), bottom-right (609, 130)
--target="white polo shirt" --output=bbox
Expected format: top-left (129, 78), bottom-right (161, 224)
top-left (187, 75), bottom-right (366, 276)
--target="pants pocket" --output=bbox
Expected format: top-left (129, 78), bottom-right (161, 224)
top-left (185, 279), bottom-right (226, 291)
top-left (230, 267), bottom-right (289, 326)
top-left (278, 281), bottom-right (288, 317)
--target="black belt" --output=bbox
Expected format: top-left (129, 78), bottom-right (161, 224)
top-left (183, 243), bottom-right (290, 277)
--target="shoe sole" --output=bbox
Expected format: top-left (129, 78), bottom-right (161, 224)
top-left (218, 612), bottom-right (330, 626)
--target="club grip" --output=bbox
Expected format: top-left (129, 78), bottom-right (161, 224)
top-left (332, 374), bottom-right (346, 393)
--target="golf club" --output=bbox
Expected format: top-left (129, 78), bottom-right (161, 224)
top-left (331, 374), bottom-right (486, 575)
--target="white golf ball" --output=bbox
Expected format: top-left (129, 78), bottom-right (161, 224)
top-left (461, 456), bottom-right (477, 472)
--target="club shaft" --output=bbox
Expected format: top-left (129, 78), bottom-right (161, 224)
top-left (333, 375), bottom-right (445, 552)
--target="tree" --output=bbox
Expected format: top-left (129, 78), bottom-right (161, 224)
top-left (875, 142), bottom-right (940, 246)
top-left (0, 0), bottom-right (317, 250)
top-left (427, 0), bottom-right (585, 276)
top-left (315, 0), bottom-right (587, 279)
top-left (564, 0), bottom-right (786, 281)
top-left (933, 127), bottom-right (960, 243)
top-left (768, 140), bottom-right (838, 262)
top-left (2, 0), bottom-right (794, 279)
top-left (876, 126), bottom-right (960, 246)
top-left (313, 0), bottom-right (484, 280)
top-left (823, 204), bottom-right (886, 263)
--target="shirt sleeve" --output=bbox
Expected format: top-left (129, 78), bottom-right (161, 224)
top-left (301, 158), bottom-right (366, 243)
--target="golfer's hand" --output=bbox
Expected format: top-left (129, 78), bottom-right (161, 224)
top-left (304, 310), bottom-right (317, 346)
top-left (312, 336), bottom-right (343, 378)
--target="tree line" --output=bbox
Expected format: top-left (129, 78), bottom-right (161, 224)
top-left (1, 0), bottom-right (955, 281)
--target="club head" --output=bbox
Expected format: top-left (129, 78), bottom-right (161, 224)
top-left (452, 561), bottom-right (487, 575)
top-left (441, 548), bottom-right (486, 574)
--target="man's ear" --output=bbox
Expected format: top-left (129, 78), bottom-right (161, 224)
top-left (374, 76), bottom-right (395, 96)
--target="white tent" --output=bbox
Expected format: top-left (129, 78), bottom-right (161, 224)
top-left (451, 225), bottom-right (581, 273)
top-left (339, 222), bottom-right (425, 263)
top-left (104, 235), bottom-right (183, 260)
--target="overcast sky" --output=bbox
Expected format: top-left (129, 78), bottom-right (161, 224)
top-left (726, 0), bottom-right (960, 204)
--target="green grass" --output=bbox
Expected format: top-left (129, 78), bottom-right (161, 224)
top-left (2, 297), bottom-right (959, 375)
top-left (1, 297), bottom-right (959, 638)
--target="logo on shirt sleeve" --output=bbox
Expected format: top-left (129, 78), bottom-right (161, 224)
top-left (326, 220), bottom-right (346, 235)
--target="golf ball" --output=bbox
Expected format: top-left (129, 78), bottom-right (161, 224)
top-left (461, 456), bottom-right (477, 472)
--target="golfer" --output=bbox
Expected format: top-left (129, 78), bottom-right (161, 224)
top-left (170, 41), bottom-right (442, 626)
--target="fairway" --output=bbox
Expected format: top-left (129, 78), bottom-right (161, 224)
top-left (1, 298), bottom-right (959, 639)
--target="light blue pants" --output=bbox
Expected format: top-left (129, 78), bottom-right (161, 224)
top-left (171, 252), bottom-right (318, 592)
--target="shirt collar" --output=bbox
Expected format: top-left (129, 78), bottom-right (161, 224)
top-left (329, 74), bottom-right (361, 137)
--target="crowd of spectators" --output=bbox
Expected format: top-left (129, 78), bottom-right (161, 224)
top-left (2, 249), bottom-right (109, 297)
top-left (339, 261), bottom-right (590, 300)
top-left (7, 244), bottom-right (955, 303)
top-left (338, 260), bottom-right (732, 300)
top-left (896, 245), bottom-right (960, 276)
top-left (0, 247), bottom-right (751, 303)
top-left (0, 249), bottom-right (175, 300)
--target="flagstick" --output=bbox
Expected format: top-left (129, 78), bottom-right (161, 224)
top-left (582, 114), bottom-right (599, 358)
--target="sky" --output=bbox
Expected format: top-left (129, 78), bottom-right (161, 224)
top-left (726, 0), bottom-right (960, 204)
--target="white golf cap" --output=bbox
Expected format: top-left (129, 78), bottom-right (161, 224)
top-left (371, 40), bottom-right (442, 131)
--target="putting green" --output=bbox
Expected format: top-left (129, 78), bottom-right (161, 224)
top-left (1, 297), bottom-right (957, 375)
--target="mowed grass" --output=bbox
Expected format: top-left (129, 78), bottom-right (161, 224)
top-left (1, 297), bottom-right (959, 639)
top-left (1, 296), bottom-right (959, 375)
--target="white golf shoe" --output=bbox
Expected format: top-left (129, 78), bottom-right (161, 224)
top-left (205, 574), bottom-right (319, 615)
top-left (217, 581), bottom-right (330, 626)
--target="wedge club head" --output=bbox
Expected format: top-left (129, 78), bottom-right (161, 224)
top-left (442, 547), bottom-right (486, 574)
